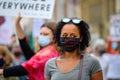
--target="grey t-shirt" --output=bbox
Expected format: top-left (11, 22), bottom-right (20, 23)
top-left (45, 54), bottom-right (102, 80)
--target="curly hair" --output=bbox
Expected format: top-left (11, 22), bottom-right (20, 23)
top-left (54, 19), bottom-right (91, 52)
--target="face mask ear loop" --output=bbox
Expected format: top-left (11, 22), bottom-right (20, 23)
top-left (60, 45), bottom-right (64, 54)
top-left (78, 43), bottom-right (81, 55)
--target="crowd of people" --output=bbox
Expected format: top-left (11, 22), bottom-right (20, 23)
top-left (0, 15), bottom-right (120, 80)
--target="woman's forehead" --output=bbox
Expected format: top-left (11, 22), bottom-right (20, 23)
top-left (40, 27), bottom-right (52, 33)
top-left (61, 24), bottom-right (80, 33)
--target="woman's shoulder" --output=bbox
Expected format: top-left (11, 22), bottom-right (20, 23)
top-left (83, 54), bottom-right (100, 64)
top-left (46, 57), bottom-right (57, 66)
top-left (83, 54), bottom-right (102, 73)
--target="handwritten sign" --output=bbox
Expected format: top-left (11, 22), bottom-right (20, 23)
top-left (0, 0), bottom-right (55, 19)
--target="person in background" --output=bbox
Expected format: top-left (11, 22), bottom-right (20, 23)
top-left (104, 41), bottom-right (120, 80)
top-left (44, 18), bottom-right (103, 80)
top-left (0, 14), bottom-right (59, 80)
top-left (11, 45), bottom-right (27, 80)
top-left (0, 45), bottom-right (18, 80)
top-left (106, 40), bottom-right (117, 55)
top-left (91, 38), bottom-right (108, 80)
top-left (7, 34), bottom-right (17, 51)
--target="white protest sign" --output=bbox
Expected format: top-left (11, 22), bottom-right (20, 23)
top-left (0, 16), bottom-right (12, 44)
top-left (32, 19), bottom-right (44, 37)
top-left (110, 15), bottom-right (120, 41)
top-left (0, 0), bottom-right (55, 19)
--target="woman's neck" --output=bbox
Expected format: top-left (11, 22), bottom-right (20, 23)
top-left (61, 50), bottom-right (80, 59)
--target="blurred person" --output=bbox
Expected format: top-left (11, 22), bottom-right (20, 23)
top-left (11, 45), bottom-right (27, 80)
top-left (7, 34), bottom-right (17, 51)
top-left (104, 41), bottom-right (120, 80)
top-left (45, 18), bottom-right (103, 80)
top-left (93, 38), bottom-right (106, 56)
top-left (106, 40), bottom-right (117, 55)
top-left (91, 38), bottom-right (108, 80)
top-left (0, 14), bottom-right (59, 80)
top-left (0, 45), bottom-right (18, 80)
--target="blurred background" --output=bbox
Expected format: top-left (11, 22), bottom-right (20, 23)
top-left (1, 0), bottom-right (120, 45)
top-left (0, 0), bottom-right (120, 80)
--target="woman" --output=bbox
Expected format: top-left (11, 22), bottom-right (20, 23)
top-left (44, 18), bottom-right (103, 80)
top-left (0, 45), bottom-right (18, 80)
top-left (0, 15), bottom-right (59, 80)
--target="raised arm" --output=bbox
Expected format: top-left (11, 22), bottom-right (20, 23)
top-left (15, 14), bottom-right (25, 39)
top-left (15, 14), bottom-right (35, 60)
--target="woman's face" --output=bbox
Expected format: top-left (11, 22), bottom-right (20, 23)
top-left (60, 24), bottom-right (80, 38)
top-left (40, 27), bottom-right (54, 43)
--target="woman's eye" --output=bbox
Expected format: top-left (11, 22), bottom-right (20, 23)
top-left (40, 33), bottom-right (48, 36)
top-left (70, 34), bottom-right (76, 38)
top-left (44, 33), bottom-right (49, 36)
top-left (62, 34), bottom-right (67, 37)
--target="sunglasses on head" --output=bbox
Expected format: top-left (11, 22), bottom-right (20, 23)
top-left (62, 18), bottom-right (82, 24)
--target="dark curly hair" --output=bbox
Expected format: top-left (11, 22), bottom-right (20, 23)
top-left (54, 18), bottom-right (91, 52)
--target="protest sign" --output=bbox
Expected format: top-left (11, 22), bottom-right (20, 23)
top-left (0, 0), bottom-right (55, 19)
top-left (0, 16), bottom-right (12, 44)
top-left (110, 15), bottom-right (120, 41)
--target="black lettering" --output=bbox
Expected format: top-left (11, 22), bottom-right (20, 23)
top-left (35, 3), bottom-right (39, 10)
top-left (14, 2), bottom-right (19, 9)
top-left (8, 2), bottom-right (13, 9)
top-left (41, 0), bottom-right (46, 1)
top-left (3, 2), bottom-right (7, 9)
top-left (0, 2), bottom-right (3, 7)
top-left (47, 4), bottom-right (50, 11)
top-left (28, 3), bottom-right (34, 10)
top-left (41, 4), bottom-right (45, 11)
top-left (20, 3), bottom-right (28, 10)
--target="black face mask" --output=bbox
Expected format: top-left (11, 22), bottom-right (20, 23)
top-left (60, 37), bottom-right (80, 52)
top-left (98, 49), bottom-right (106, 56)
top-left (13, 52), bottom-right (22, 57)
top-left (0, 58), bottom-right (5, 68)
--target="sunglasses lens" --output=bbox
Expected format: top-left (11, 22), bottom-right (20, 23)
top-left (62, 18), bottom-right (71, 23)
top-left (72, 19), bottom-right (81, 24)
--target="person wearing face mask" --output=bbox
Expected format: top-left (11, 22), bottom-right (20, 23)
top-left (11, 45), bottom-right (27, 80)
top-left (0, 45), bottom-right (19, 80)
top-left (90, 38), bottom-right (108, 80)
top-left (102, 42), bottom-right (120, 80)
top-left (45, 18), bottom-right (103, 80)
top-left (0, 14), bottom-right (59, 80)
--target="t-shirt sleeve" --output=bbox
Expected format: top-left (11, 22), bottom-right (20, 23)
top-left (44, 59), bottom-right (52, 79)
top-left (21, 54), bottom-right (44, 75)
top-left (89, 57), bottom-right (102, 74)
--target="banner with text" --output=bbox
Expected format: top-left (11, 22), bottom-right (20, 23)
top-left (0, 0), bottom-right (55, 19)
top-left (110, 15), bottom-right (120, 41)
